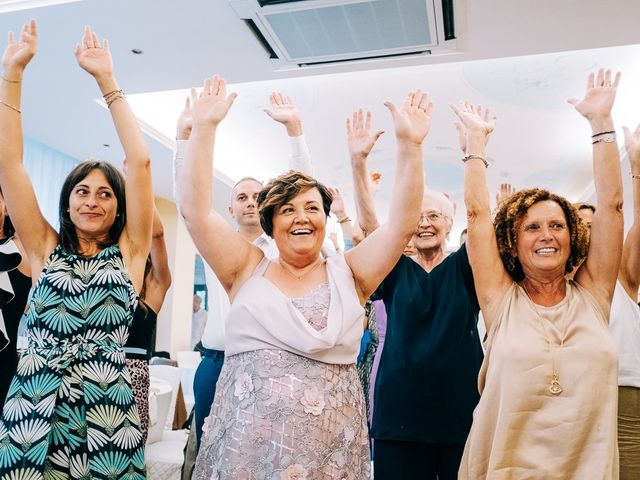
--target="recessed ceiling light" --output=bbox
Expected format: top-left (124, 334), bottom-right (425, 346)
top-left (0, 0), bottom-right (82, 13)
top-left (131, 48), bottom-right (143, 55)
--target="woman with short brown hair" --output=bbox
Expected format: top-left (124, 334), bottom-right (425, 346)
top-left (180, 75), bottom-right (432, 478)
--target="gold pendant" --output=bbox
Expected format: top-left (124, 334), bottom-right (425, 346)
top-left (549, 375), bottom-right (563, 395)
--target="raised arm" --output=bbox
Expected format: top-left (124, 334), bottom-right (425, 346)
top-left (347, 109), bottom-right (384, 235)
top-left (75, 26), bottom-right (153, 290)
top-left (143, 206), bottom-right (172, 313)
top-left (346, 91), bottom-right (429, 303)
top-left (328, 186), bottom-right (363, 248)
top-left (179, 75), bottom-right (263, 295)
top-left (571, 70), bottom-right (624, 311)
top-left (264, 92), bottom-right (312, 174)
top-left (453, 102), bottom-right (510, 325)
top-left (618, 123), bottom-right (640, 300)
top-left (0, 20), bottom-right (57, 275)
top-left (172, 96), bottom-right (192, 204)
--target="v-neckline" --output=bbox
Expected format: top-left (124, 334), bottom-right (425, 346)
top-left (255, 259), bottom-right (335, 337)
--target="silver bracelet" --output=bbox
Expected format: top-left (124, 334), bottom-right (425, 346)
top-left (462, 154), bottom-right (489, 168)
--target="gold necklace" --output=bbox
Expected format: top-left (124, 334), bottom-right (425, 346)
top-left (278, 258), bottom-right (324, 280)
top-left (522, 283), bottom-right (570, 396)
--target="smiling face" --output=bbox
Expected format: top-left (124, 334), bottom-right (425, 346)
top-left (68, 168), bottom-right (118, 241)
top-left (271, 187), bottom-right (327, 258)
top-left (229, 179), bottom-right (263, 228)
top-left (411, 193), bottom-right (452, 253)
top-left (515, 200), bottom-right (571, 278)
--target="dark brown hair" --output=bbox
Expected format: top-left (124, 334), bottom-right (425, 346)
top-left (58, 160), bottom-right (126, 253)
top-left (494, 188), bottom-right (589, 281)
top-left (257, 171), bottom-right (332, 238)
top-left (0, 186), bottom-right (15, 239)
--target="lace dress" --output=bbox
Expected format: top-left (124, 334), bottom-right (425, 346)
top-left (0, 244), bottom-right (145, 479)
top-left (194, 283), bottom-right (371, 480)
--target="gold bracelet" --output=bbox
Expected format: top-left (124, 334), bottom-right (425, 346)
top-left (105, 90), bottom-right (125, 108)
top-left (0, 100), bottom-right (21, 114)
top-left (1, 76), bottom-right (20, 84)
top-left (337, 216), bottom-right (351, 224)
top-left (103, 88), bottom-right (122, 99)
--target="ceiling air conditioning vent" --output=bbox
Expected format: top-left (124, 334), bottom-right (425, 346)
top-left (230, 0), bottom-right (457, 68)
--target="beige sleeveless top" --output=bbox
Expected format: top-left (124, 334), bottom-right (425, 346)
top-left (224, 253), bottom-right (365, 364)
top-left (459, 281), bottom-right (618, 480)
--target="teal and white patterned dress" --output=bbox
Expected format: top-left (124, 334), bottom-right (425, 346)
top-left (0, 244), bottom-right (146, 479)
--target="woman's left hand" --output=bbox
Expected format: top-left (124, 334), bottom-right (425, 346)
top-left (75, 26), bottom-right (113, 79)
top-left (568, 69), bottom-right (620, 121)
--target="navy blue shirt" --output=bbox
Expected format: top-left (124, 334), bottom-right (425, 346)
top-left (371, 244), bottom-right (483, 445)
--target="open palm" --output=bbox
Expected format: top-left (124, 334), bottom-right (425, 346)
top-left (264, 92), bottom-right (301, 125)
top-left (451, 102), bottom-right (495, 135)
top-left (624, 123), bottom-right (640, 164)
top-left (2, 19), bottom-right (37, 73)
top-left (347, 109), bottom-right (384, 160)
top-left (75, 27), bottom-right (113, 77)
top-left (190, 75), bottom-right (237, 127)
top-left (568, 69), bottom-right (620, 120)
top-left (387, 90), bottom-right (433, 145)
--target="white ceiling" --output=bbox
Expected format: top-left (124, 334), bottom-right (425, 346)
top-left (3, 0), bottom-right (640, 244)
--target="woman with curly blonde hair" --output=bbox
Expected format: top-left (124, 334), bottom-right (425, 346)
top-left (455, 69), bottom-right (623, 479)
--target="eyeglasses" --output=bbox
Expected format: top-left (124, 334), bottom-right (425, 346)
top-left (418, 212), bottom-right (444, 224)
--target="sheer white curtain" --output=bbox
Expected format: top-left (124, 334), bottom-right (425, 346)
top-left (23, 137), bottom-right (80, 229)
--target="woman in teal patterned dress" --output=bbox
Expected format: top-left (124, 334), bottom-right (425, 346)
top-left (0, 21), bottom-right (154, 478)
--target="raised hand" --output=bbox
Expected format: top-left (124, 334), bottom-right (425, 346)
top-left (450, 101), bottom-right (496, 136)
top-left (568, 69), bottom-right (621, 122)
top-left (2, 19), bottom-right (37, 77)
top-left (75, 26), bottom-right (113, 79)
top-left (495, 183), bottom-right (515, 207)
top-left (328, 186), bottom-right (346, 216)
top-left (176, 96), bottom-right (193, 140)
top-left (189, 75), bottom-right (237, 128)
top-left (369, 171), bottom-right (382, 197)
top-left (346, 109), bottom-right (384, 162)
top-left (264, 92), bottom-right (301, 126)
top-left (385, 90), bottom-right (433, 145)
top-left (623, 123), bottom-right (640, 165)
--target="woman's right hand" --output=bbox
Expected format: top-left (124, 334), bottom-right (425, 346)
top-left (385, 90), bottom-right (433, 146)
top-left (346, 109), bottom-right (384, 163)
top-left (450, 101), bottom-right (496, 137)
top-left (624, 123), bottom-right (640, 168)
top-left (176, 96), bottom-right (193, 140)
top-left (2, 19), bottom-right (37, 78)
top-left (190, 75), bottom-right (237, 129)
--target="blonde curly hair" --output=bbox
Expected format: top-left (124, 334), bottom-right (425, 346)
top-left (493, 188), bottom-right (589, 281)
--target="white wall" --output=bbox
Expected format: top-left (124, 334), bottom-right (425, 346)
top-left (154, 197), bottom-right (196, 356)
